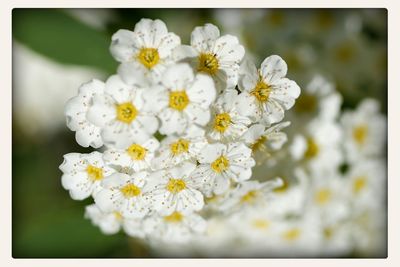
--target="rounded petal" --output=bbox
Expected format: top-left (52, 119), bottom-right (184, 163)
top-left (260, 55), bottom-right (288, 84)
top-left (191, 23), bottom-right (220, 52)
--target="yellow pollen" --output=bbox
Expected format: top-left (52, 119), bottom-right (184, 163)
top-left (116, 102), bottom-right (138, 123)
top-left (251, 135), bottom-right (267, 152)
top-left (166, 179), bottom-right (186, 194)
top-left (240, 190), bottom-right (259, 204)
top-left (120, 183), bottom-right (141, 198)
top-left (169, 91), bottom-right (189, 111)
top-left (353, 176), bottom-right (367, 194)
top-left (126, 144), bottom-right (147, 161)
top-left (86, 165), bottom-right (104, 181)
top-left (213, 113), bottom-right (231, 133)
top-left (283, 228), bottom-right (301, 241)
top-left (114, 211), bottom-right (123, 221)
top-left (295, 94), bottom-right (317, 113)
top-left (251, 80), bottom-right (272, 103)
top-left (211, 156), bottom-right (230, 173)
top-left (252, 219), bottom-right (270, 230)
top-left (198, 53), bottom-right (219, 75)
top-left (170, 139), bottom-right (190, 156)
top-left (353, 125), bottom-right (368, 145)
top-left (304, 138), bottom-right (319, 159)
top-left (164, 212), bottom-right (183, 223)
top-left (314, 188), bottom-right (332, 205)
top-left (137, 47), bottom-right (160, 69)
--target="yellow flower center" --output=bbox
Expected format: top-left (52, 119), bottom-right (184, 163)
top-left (240, 190), bottom-right (259, 204)
top-left (116, 102), bottom-right (138, 123)
top-left (86, 165), bottom-right (104, 181)
top-left (137, 47), bottom-right (160, 69)
top-left (314, 188), bottom-right (332, 205)
top-left (114, 211), bottom-right (123, 221)
top-left (120, 183), bottom-right (141, 198)
top-left (211, 156), bottom-right (230, 173)
top-left (353, 125), bottom-right (368, 145)
top-left (282, 228), bottom-right (301, 241)
top-left (213, 113), bottom-right (231, 133)
top-left (164, 212), bottom-right (183, 223)
top-left (304, 138), bottom-right (319, 159)
top-left (323, 227), bottom-right (333, 240)
top-left (166, 179), bottom-right (187, 194)
top-left (126, 144), bottom-right (147, 161)
top-left (353, 176), bottom-right (367, 194)
top-left (295, 94), bottom-right (317, 113)
top-left (198, 53), bottom-right (219, 75)
top-left (252, 219), bottom-right (270, 230)
top-left (170, 139), bottom-right (190, 156)
top-left (273, 177), bottom-right (289, 193)
top-left (251, 135), bottom-right (268, 152)
top-left (251, 80), bottom-right (271, 103)
top-left (169, 91), bottom-right (189, 111)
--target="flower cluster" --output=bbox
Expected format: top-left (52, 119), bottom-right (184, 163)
top-left (60, 18), bottom-right (386, 257)
top-left (60, 18), bottom-right (301, 244)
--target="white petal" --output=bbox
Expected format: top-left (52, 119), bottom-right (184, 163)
top-left (213, 35), bottom-right (245, 64)
top-left (198, 143), bottom-right (226, 163)
top-left (191, 23), bottom-right (220, 52)
top-left (184, 104), bottom-right (210, 126)
top-left (260, 55), bottom-right (288, 84)
top-left (86, 94), bottom-right (116, 127)
top-left (162, 63), bottom-right (194, 90)
top-left (186, 73), bottom-right (216, 108)
top-left (110, 29), bottom-right (137, 62)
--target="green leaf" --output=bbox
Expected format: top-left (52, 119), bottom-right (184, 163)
top-left (13, 9), bottom-right (117, 74)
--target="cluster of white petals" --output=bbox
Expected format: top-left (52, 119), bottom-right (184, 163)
top-left (60, 18), bottom-right (386, 257)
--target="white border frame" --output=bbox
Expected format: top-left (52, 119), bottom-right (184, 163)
top-left (1, 1), bottom-right (399, 266)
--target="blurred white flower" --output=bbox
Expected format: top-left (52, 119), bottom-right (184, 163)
top-left (341, 98), bottom-right (386, 163)
top-left (13, 43), bottom-right (105, 137)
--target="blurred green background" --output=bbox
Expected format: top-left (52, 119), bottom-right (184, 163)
top-left (12, 8), bottom-right (387, 258)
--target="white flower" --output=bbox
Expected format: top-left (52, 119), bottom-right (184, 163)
top-left (290, 119), bottom-right (342, 173)
top-left (103, 135), bottom-right (159, 172)
top-left (174, 23), bottom-right (245, 92)
top-left (149, 161), bottom-right (204, 215)
top-left (290, 75), bottom-right (342, 123)
top-left (60, 152), bottom-right (115, 200)
top-left (144, 212), bottom-right (207, 243)
top-left (87, 75), bottom-right (158, 148)
top-left (85, 204), bottom-right (123, 235)
top-left (94, 171), bottom-right (152, 219)
top-left (207, 90), bottom-right (252, 142)
top-left (219, 179), bottom-right (284, 212)
top-left (110, 18), bottom-right (181, 84)
top-left (152, 125), bottom-right (207, 170)
top-left (142, 63), bottom-right (216, 135)
top-left (85, 204), bottom-right (145, 238)
top-left (64, 79), bottom-right (105, 148)
top-left (238, 55), bottom-right (301, 125)
top-left (243, 121), bottom-right (290, 164)
top-left (191, 142), bottom-right (255, 196)
top-left (341, 98), bottom-right (386, 162)
top-left (344, 160), bottom-right (386, 211)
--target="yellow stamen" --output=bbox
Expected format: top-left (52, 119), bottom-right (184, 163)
top-left (282, 228), bottom-right (301, 241)
top-left (170, 139), bottom-right (190, 156)
top-left (213, 113), bottom-right (231, 133)
top-left (353, 125), bottom-right (368, 145)
top-left (353, 176), bottom-right (367, 194)
top-left (240, 190), bottom-right (259, 204)
top-left (166, 179), bottom-right (186, 194)
top-left (137, 47), bottom-right (159, 69)
top-left (116, 102), bottom-right (138, 123)
top-left (120, 183), bottom-right (141, 198)
top-left (126, 144), bottom-right (147, 161)
top-left (252, 219), bottom-right (270, 230)
top-left (304, 138), bottom-right (319, 159)
top-left (198, 53), bottom-right (219, 75)
top-left (211, 156), bottom-right (229, 173)
top-left (314, 188), bottom-right (332, 205)
top-left (251, 80), bottom-right (271, 103)
top-left (86, 165), bottom-right (104, 181)
top-left (169, 91), bottom-right (189, 111)
top-left (164, 212), bottom-right (183, 223)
